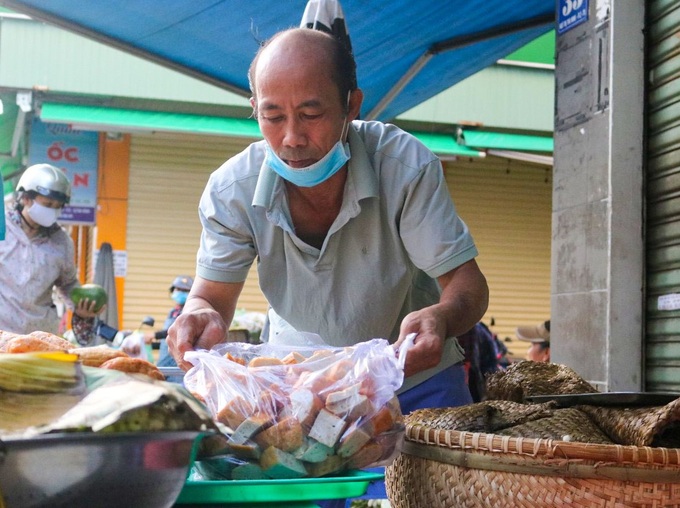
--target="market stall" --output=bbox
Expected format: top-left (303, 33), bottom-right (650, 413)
top-left (0, 330), bottom-right (400, 507)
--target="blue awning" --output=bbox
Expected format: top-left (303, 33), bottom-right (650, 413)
top-left (0, 0), bottom-right (554, 122)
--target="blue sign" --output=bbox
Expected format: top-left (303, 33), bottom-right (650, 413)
top-left (28, 119), bottom-right (99, 225)
top-left (558, 0), bottom-right (589, 34)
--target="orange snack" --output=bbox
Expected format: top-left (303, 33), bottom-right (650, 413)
top-left (0, 330), bottom-right (20, 352)
top-left (7, 335), bottom-right (68, 353)
top-left (225, 352), bottom-right (246, 365)
top-left (216, 395), bottom-right (255, 429)
top-left (248, 356), bottom-right (284, 368)
top-left (28, 331), bottom-right (73, 350)
top-left (99, 356), bottom-right (165, 381)
top-left (69, 345), bottom-right (129, 368)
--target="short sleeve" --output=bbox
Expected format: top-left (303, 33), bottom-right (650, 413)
top-left (196, 173), bottom-right (257, 283)
top-left (399, 158), bottom-right (478, 278)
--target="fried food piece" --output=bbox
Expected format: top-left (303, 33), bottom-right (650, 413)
top-left (99, 357), bottom-right (165, 381)
top-left (248, 356), bottom-right (284, 368)
top-left (0, 330), bottom-right (20, 352)
top-left (28, 331), bottom-right (73, 350)
top-left (7, 335), bottom-right (69, 353)
top-left (225, 352), bottom-right (247, 366)
top-left (68, 344), bottom-right (129, 367)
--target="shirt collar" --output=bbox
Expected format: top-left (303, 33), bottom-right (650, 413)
top-left (252, 121), bottom-right (379, 209)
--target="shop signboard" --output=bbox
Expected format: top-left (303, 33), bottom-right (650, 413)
top-left (28, 118), bottom-right (99, 225)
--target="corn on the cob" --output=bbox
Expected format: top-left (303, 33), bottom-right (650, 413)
top-left (0, 352), bottom-right (82, 393)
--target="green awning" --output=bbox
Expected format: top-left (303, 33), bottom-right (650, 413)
top-left (40, 103), bottom-right (484, 158)
top-left (40, 103), bottom-right (262, 138)
top-left (412, 132), bottom-right (483, 157)
top-left (462, 129), bottom-right (553, 153)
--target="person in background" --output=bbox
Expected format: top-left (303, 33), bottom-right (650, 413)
top-left (155, 275), bottom-right (194, 368)
top-left (457, 321), bottom-right (501, 402)
top-left (516, 319), bottom-right (551, 362)
top-left (494, 335), bottom-right (512, 369)
top-left (0, 164), bottom-right (101, 342)
top-left (168, 27), bottom-right (489, 412)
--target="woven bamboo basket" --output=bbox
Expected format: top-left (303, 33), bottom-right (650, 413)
top-left (386, 423), bottom-right (680, 507)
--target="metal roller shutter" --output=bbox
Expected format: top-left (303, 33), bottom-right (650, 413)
top-left (646, 0), bottom-right (680, 391)
top-left (124, 132), bottom-right (553, 357)
top-left (444, 157), bottom-right (552, 358)
top-left (124, 131), bottom-right (268, 331)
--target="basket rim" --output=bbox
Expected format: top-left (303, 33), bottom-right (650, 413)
top-left (399, 440), bottom-right (680, 483)
top-left (405, 423), bottom-right (680, 466)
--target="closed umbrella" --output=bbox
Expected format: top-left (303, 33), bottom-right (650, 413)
top-left (93, 242), bottom-right (118, 331)
top-left (300, 0), bottom-right (352, 55)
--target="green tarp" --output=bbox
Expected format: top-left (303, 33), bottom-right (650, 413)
top-left (462, 129), bottom-right (554, 153)
top-left (40, 103), bottom-right (483, 158)
top-left (40, 103), bottom-right (263, 138)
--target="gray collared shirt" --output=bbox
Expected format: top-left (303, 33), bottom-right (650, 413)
top-left (197, 120), bottom-right (478, 350)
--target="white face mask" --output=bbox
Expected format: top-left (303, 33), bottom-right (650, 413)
top-left (27, 202), bottom-right (62, 227)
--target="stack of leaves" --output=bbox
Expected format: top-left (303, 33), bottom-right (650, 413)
top-left (485, 360), bottom-right (598, 402)
top-left (578, 399), bottom-right (680, 447)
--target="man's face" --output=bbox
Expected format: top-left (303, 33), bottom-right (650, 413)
top-left (526, 343), bottom-right (550, 362)
top-left (252, 39), bottom-right (349, 169)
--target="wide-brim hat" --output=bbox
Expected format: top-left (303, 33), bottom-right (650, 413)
top-left (516, 320), bottom-right (550, 343)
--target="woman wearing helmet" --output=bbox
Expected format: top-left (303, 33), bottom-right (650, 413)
top-left (0, 163), bottom-right (101, 340)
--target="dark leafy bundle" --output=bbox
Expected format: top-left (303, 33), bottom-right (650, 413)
top-left (406, 400), bottom-right (557, 434)
top-left (496, 407), bottom-right (613, 444)
top-left (578, 398), bottom-right (680, 447)
top-left (485, 360), bottom-right (598, 402)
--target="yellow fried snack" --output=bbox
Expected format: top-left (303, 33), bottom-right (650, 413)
top-left (68, 345), bottom-right (129, 368)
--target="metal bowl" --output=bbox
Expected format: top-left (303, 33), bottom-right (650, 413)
top-left (0, 431), bottom-right (203, 508)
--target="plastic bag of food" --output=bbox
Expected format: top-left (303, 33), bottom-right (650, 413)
top-left (183, 337), bottom-right (408, 479)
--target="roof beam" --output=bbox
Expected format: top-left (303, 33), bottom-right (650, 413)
top-left (365, 13), bottom-right (555, 121)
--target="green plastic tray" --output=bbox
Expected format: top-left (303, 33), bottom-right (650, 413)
top-left (175, 470), bottom-right (385, 505)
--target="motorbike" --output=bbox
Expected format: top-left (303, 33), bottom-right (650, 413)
top-left (95, 316), bottom-right (156, 362)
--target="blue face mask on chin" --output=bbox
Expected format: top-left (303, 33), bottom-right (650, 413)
top-left (265, 138), bottom-right (351, 187)
top-left (171, 291), bottom-right (188, 305)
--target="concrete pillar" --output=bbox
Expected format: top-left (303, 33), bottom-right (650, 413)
top-left (552, 0), bottom-right (645, 390)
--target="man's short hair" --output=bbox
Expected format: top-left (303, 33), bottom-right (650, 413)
top-left (248, 28), bottom-right (357, 113)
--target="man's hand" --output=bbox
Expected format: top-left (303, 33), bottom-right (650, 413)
top-left (167, 277), bottom-right (244, 370)
top-left (167, 308), bottom-right (228, 371)
top-left (73, 298), bottom-right (104, 319)
top-left (393, 259), bottom-right (488, 378)
top-left (393, 305), bottom-right (448, 378)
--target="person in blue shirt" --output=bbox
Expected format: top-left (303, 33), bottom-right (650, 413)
top-left (156, 275), bottom-right (194, 369)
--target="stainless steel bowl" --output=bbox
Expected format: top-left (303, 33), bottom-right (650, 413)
top-left (0, 431), bottom-right (203, 508)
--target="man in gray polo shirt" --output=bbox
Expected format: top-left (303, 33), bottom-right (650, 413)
top-left (168, 27), bottom-right (488, 411)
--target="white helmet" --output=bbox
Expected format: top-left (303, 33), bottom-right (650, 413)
top-left (16, 163), bottom-right (71, 204)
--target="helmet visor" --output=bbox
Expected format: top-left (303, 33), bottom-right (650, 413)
top-left (34, 185), bottom-right (69, 204)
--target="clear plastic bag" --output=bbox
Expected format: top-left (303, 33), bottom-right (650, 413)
top-left (183, 337), bottom-right (407, 479)
top-left (119, 332), bottom-right (154, 362)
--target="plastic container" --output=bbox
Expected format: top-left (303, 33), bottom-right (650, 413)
top-left (175, 469), bottom-right (385, 505)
